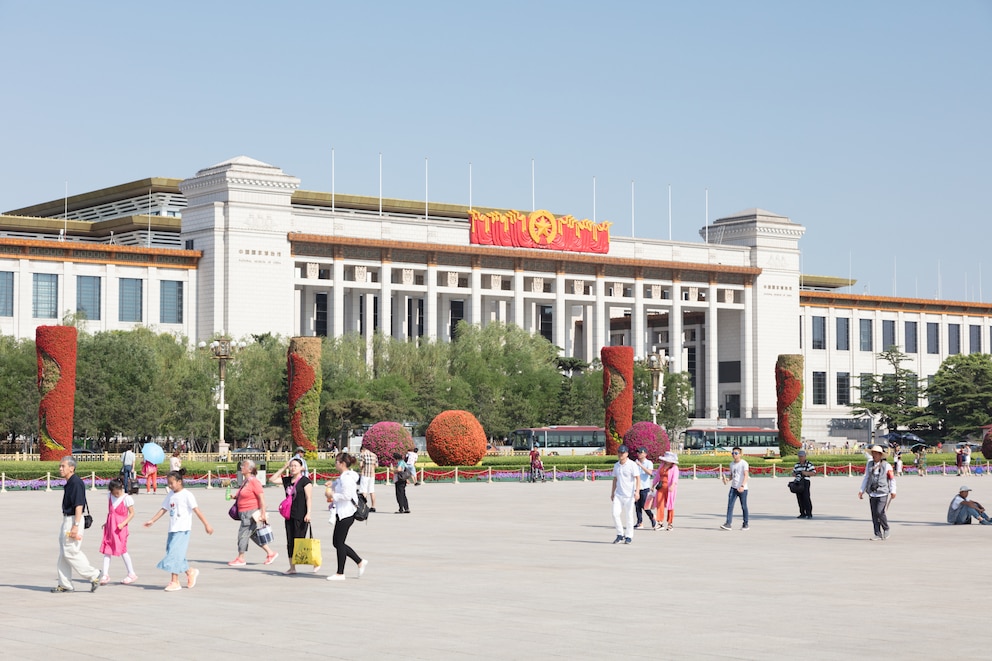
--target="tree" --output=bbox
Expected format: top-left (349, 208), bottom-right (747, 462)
top-left (657, 371), bottom-right (693, 444)
top-left (0, 335), bottom-right (40, 448)
top-left (926, 353), bottom-right (992, 437)
top-left (852, 346), bottom-right (926, 431)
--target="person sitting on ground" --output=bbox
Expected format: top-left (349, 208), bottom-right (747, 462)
top-left (947, 485), bottom-right (992, 525)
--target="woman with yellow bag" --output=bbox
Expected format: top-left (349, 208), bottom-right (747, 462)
top-left (325, 453), bottom-right (368, 581)
top-left (271, 457), bottom-right (317, 574)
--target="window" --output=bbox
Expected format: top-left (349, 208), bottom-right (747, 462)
top-left (539, 305), bottom-right (553, 343)
top-left (0, 271), bottom-right (12, 317)
top-left (119, 278), bottom-right (143, 322)
top-left (836, 318), bottom-right (850, 351)
top-left (859, 373), bottom-right (873, 401)
top-left (882, 320), bottom-right (896, 350)
top-left (904, 321), bottom-right (918, 354)
top-left (76, 276), bottom-right (101, 321)
top-left (33, 273), bottom-right (58, 318)
top-left (948, 324), bottom-right (960, 355)
top-left (970, 325), bottom-right (982, 354)
top-left (859, 319), bottom-right (873, 351)
top-left (160, 281), bottom-right (183, 324)
top-left (812, 371), bottom-right (827, 405)
top-left (836, 372), bottom-right (851, 406)
top-left (926, 322), bottom-right (939, 354)
top-left (812, 316), bottom-right (826, 350)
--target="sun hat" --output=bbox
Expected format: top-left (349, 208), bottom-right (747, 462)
top-left (660, 451), bottom-right (679, 465)
top-left (869, 445), bottom-right (885, 454)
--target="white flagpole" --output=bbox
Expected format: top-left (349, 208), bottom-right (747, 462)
top-left (147, 187), bottom-right (152, 247)
top-left (668, 184), bottom-right (672, 242)
top-left (425, 157), bottom-right (429, 220)
top-left (378, 152), bottom-right (383, 217)
top-left (469, 162), bottom-right (473, 211)
top-left (63, 181), bottom-right (68, 241)
top-left (631, 180), bottom-right (635, 238)
top-left (893, 256), bottom-right (897, 297)
top-left (331, 148), bottom-right (335, 212)
top-left (704, 188), bottom-right (709, 243)
top-left (592, 176), bottom-right (596, 223)
top-left (531, 159), bottom-right (535, 212)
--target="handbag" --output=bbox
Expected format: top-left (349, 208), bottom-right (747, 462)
top-left (292, 525), bottom-right (322, 567)
top-left (279, 483), bottom-right (296, 519)
top-left (788, 479), bottom-right (802, 493)
top-left (228, 483), bottom-right (245, 520)
top-left (256, 524), bottom-right (274, 545)
top-left (83, 502), bottom-right (93, 529)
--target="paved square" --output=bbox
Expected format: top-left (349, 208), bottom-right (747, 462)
top-left (1, 470), bottom-right (987, 659)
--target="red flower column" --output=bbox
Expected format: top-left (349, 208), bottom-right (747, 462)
top-left (602, 346), bottom-right (634, 455)
top-left (287, 337), bottom-right (322, 452)
top-left (776, 354), bottom-right (804, 456)
top-left (36, 325), bottom-right (78, 461)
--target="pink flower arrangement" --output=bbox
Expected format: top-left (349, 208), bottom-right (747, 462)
top-left (361, 422), bottom-right (415, 466)
top-left (622, 421), bottom-right (670, 461)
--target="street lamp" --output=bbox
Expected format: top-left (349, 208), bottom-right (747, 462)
top-left (199, 336), bottom-right (246, 459)
top-left (647, 346), bottom-right (669, 426)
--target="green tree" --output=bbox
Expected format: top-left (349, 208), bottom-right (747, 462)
top-left (226, 335), bottom-right (288, 447)
top-left (926, 353), bottom-right (992, 437)
top-left (852, 346), bottom-right (926, 431)
top-left (0, 335), bottom-right (40, 446)
top-left (657, 371), bottom-right (693, 443)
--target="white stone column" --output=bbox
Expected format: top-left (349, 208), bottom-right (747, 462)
top-left (555, 268), bottom-right (566, 352)
top-left (669, 278), bottom-right (682, 374)
top-left (633, 275), bottom-right (645, 359)
top-left (594, 268), bottom-right (606, 356)
top-left (332, 255), bottom-right (344, 338)
top-left (513, 264), bottom-right (524, 329)
top-left (380, 261), bottom-right (392, 339)
top-left (426, 260), bottom-right (438, 340)
top-left (471, 263), bottom-right (482, 326)
top-left (706, 282), bottom-right (719, 419)
top-left (742, 282), bottom-right (754, 417)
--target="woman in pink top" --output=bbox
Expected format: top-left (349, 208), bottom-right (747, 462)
top-left (228, 460), bottom-right (278, 567)
top-left (653, 451), bottom-right (680, 531)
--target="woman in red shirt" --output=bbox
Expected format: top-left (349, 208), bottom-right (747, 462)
top-left (228, 460), bottom-right (278, 567)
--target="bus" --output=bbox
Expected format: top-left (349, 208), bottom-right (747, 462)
top-left (683, 427), bottom-right (779, 456)
top-left (509, 426), bottom-right (606, 455)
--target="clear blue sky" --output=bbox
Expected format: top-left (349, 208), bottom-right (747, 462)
top-left (2, 1), bottom-right (989, 301)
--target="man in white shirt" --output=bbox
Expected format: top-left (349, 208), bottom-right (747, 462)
top-left (610, 445), bottom-right (641, 544)
top-left (947, 485), bottom-right (992, 525)
top-left (720, 446), bottom-right (750, 531)
top-left (121, 447), bottom-right (136, 493)
top-left (405, 448), bottom-right (419, 486)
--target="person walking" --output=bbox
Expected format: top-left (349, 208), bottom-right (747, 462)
top-left (963, 444), bottom-right (973, 475)
top-left (120, 446), bottom-right (136, 493)
top-left (633, 448), bottom-right (657, 530)
top-left (98, 477), bottom-right (137, 585)
top-left (392, 452), bottom-right (411, 513)
top-left (272, 457), bottom-right (315, 574)
top-left (143, 456), bottom-right (158, 494)
top-left (326, 453), bottom-right (368, 581)
top-left (52, 457), bottom-right (102, 593)
top-left (227, 459), bottom-right (278, 567)
top-left (169, 450), bottom-right (182, 474)
top-left (654, 451), bottom-right (680, 530)
top-left (143, 471), bottom-right (214, 591)
top-left (720, 447), bottom-right (750, 531)
top-left (610, 445), bottom-right (640, 544)
top-left (405, 447), bottom-right (419, 486)
top-left (791, 449), bottom-right (816, 519)
top-left (359, 445), bottom-right (378, 513)
top-left (859, 445), bottom-right (897, 541)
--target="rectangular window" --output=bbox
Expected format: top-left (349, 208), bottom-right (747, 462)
top-left (926, 322), bottom-right (939, 354)
top-left (859, 373), bottom-right (873, 402)
top-left (859, 319), bottom-right (873, 351)
top-left (76, 276), bottom-right (101, 321)
top-left (160, 281), bottom-right (183, 324)
top-left (836, 318), bottom-right (850, 351)
top-left (836, 372), bottom-right (851, 406)
top-left (812, 316), bottom-right (826, 350)
top-left (539, 305), bottom-right (553, 343)
top-left (119, 278), bottom-right (143, 322)
top-left (32, 273), bottom-right (58, 319)
top-left (0, 271), bottom-right (12, 317)
top-left (812, 371), bottom-right (827, 405)
top-left (970, 325), bottom-right (982, 354)
top-left (882, 320), bottom-right (896, 350)
top-left (948, 323), bottom-right (960, 355)
top-left (905, 321), bottom-right (918, 353)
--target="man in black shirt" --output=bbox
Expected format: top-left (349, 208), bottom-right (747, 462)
top-left (791, 450), bottom-right (816, 519)
top-left (53, 457), bottom-right (101, 593)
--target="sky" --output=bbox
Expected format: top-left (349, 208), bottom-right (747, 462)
top-left (1, 1), bottom-right (990, 302)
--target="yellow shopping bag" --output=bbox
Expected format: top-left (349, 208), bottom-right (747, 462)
top-left (292, 526), bottom-right (322, 567)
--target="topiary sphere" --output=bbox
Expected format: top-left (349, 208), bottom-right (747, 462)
top-left (425, 410), bottom-right (487, 466)
top-left (361, 422), bottom-right (415, 467)
top-left (982, 430), bottom-right (992, 461)
top-left (622, 421), bottom-right (670, 461)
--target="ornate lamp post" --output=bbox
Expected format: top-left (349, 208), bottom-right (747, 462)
top-left (647, 347), bottom-right (669, 426)
top-left (199, 336), bottom-right (245, 458)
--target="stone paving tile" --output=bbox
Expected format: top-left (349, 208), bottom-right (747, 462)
top-left (1, 472), bottom-right (989, 659)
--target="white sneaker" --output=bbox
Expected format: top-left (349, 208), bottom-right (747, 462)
top-left (358, 559), bottom-right (368, 578)
top-left (326, 574), bottom-right (346, 581)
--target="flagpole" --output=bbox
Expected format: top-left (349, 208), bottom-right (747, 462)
top-left (592, 176), bottom-right (596, 223)
top-left (631, 179), bottom-right (635, 238)
top-left (425, 157), bottom-right (429, 220)
top-left (468, 162), bottom-right (473, 211)
top-left (704, 188), bottom-right (709, 243)
top-left (331, 148), bottom-right (335, 212)
top-left (378, 152), bottom-right (383, 217)
top-left (668, 184), bottom-right (672, 242)
top-left (531, 159), bottom-right (535, 212)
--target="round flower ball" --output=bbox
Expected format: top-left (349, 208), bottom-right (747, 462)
top-left (622, 421), bottom-right (670, 461)
top-left (425, 410), bottom-right (487, 466)
top-left (361, 422), bottom-right (414, 467)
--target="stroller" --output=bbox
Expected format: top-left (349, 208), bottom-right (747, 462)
top-left (529, 458), bottom-right (546, 483)
top-left (120, 466), bottom-right (138, 495)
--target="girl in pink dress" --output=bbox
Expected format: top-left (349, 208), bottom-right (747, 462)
top-left (99, 478), bottom-right (137, 584)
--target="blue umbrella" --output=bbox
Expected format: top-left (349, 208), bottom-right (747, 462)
top-left (142, 442), bottom-right (165, 464)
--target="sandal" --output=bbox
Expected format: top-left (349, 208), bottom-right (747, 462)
top-left (121, 574), bottom-right (138, 584)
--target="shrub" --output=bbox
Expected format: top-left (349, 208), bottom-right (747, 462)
top-left (776, 354), bottom-right (804, 457)
top-left (361, 422), bottom-right (415, 466)
top-left (36, 325), bottom-right (77, 462)
top-left (426, 410), bottom-right (487, 466)
top-left (622, 421), bottom-right (670, 461)
top-left (602, 346), bottom-right (634, 455)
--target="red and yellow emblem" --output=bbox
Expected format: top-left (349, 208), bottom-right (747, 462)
top-left (469, 209), bottom-right (610, 254)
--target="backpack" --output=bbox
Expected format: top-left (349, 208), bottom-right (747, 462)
top-left (353, 491), bottom-right (370, 521)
